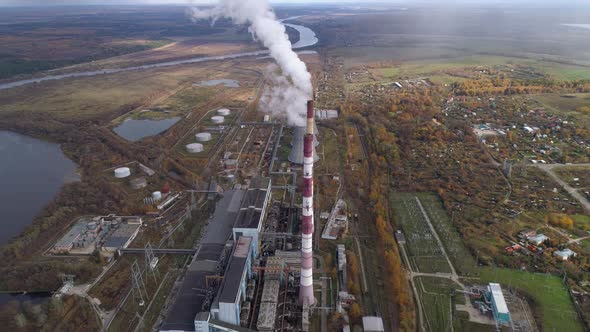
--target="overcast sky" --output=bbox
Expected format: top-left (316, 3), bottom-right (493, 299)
top-left (0, 0), bottom-right (588, 6)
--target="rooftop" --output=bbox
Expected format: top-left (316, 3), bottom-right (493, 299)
top-left (363, 316), bottom-right (385, 332)
top-left (256, 302), bottom-right (277, 331)
top-left (54, 222), bottom-right (87, 248)
top-left (104, 223), bottom-right (141, 248)
top-left (261, 279), bottom-right (280, 303)
top-left (234, 236), bottom-right (253, 258)
top-left (161, 191), bottom-right (244, 331)
top-left (488, 283), bottom-right (509, 314)
top-left (218, 255), bottom-right (247, 304)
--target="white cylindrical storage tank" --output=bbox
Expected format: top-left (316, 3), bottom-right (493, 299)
top-left (186, 143), bottom-right (204, 153)
top-left (195, 132), bottom-right (212, 142)
top-left (211, 116), bottom-right (225, 124)
top-left (217, 108), bottom-right (231, 116)
top-left (152, 191), bottom-right (162, 201)
top-left (114, 167), bottom-right (131, 178)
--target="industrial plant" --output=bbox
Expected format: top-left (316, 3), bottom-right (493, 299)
top-left (157, 101), bottom-right (320, 332)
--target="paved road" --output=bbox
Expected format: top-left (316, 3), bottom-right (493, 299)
top-left (531, 163), bottom-right (590, 213)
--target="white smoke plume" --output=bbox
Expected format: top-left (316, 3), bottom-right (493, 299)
top-left (189, 0), bottom-right (312, 126)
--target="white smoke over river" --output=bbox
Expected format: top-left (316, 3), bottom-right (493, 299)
top-left (190, 0), bottom-right (313, 126)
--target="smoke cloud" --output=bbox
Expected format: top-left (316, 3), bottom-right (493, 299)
top-left (190, 0), bottom-right (312, 126)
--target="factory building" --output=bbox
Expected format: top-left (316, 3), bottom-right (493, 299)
top-left (52, 215), bottom-right (142, 255)
top-left (211, 236), bottom-right (254, 326)
top-left (161, 178), bottom-right (272, 332)
top-left (160, 190), bottom-right (245, 332)
top-left (486, 283), bottom-right (511, 325)
top-left (232, 177), bottom-right (271, 258)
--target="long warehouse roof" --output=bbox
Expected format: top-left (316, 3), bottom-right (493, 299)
top-left (489, 283), bottom-right (509, 314)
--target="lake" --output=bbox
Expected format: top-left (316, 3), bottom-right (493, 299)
top-left (0, 292), bottom-right (52, 306)
top-left (0, 131), bottom-right (78, 246)
top-left (113, 117), bottom-right (181, 141)
top-left (196, 79), bottom-right (240, 88)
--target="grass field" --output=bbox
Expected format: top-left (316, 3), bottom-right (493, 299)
top-left (573, 214), bottom-right (590, 232)
top-left (415, 276), bottom-right (461, 332)
top-left (532, 93), bottom-right (590, 128)
top-left (0, 60), bottom-right (259, 124)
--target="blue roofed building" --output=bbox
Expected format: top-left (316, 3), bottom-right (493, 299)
top-left (486, 283), bottom-right (511, 325)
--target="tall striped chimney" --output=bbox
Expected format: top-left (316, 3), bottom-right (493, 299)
top-left (300, 100), bottom-right (315, 306)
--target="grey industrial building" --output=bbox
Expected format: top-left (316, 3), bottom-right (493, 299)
top-left (160, 178), bottom-right (273, 332)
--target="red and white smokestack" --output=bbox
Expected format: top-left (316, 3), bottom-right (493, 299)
top-left (300, 100), bottom-right (315, 306)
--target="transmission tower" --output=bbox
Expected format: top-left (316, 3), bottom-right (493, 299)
top-left (145, 242), bottom-right (160, 281)
top-left (131, 260), bottom-right (147, 307)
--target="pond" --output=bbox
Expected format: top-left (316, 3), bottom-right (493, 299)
top-left (0, 131), bottom-right (78, 246)
top-left (195, 79), bottom-right (240, 88)
top-left (113, 116), bottom-right (181, 141)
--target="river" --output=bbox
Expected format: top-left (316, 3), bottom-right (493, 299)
top-left (0, 131), bottom-right (78, 246)
top-left (0, 19), bottom-right (318, 91)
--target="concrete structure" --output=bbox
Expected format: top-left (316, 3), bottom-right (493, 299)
top-left (274, 250), bottom-right (301, 276)
top-left (102, 222), bottom-right (142, 252)
top-left (363, 317), bottom-right (385, 332)
top-left (212, 116), bottom-right (225, 124)
top-left (130, 177), bottom-right (147, 190)
top-left (316, 109), bottom-right (339, 120)
top-left (232, 177), bottom-right (271, 258)
top-left (217, 108), bottom-right (231, 116)
top-left (288, 125), bottom-right (320, 165)
top-left (196, 132), bottom-right (212, 142)
top-left (213, 236), bottom-right (253, 326)
top-left (554, 248), bottom-right (576, 260)
top-left (187, 143), bottom-right (204, 154)
top-left (321, 199), bottom-right (348, 240)
top-left (486, 283), bottom-right (510, 325)
top-left (300, 100), bottom-right (315, 306)
top-left (53, 215), bottom-right (142, 254)
top-left (114, 167), bottom-right (131, 178)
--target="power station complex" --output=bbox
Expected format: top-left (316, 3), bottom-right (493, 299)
top-left (159, 101), bottom-right (318, 332)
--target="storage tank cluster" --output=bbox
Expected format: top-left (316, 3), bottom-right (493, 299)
top-left (186, 143), bottom-right (204, 154)
top-left (217, 108), bottom-right (231, 116)
top-left (195, 132), bottom-right (212, 142)
top-left (114, 167), bottom-right (131, 178)
top-left (211, 116), bottom-right (225, 124)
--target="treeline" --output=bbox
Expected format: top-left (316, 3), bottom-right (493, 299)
top-left (343, 98), bottom-right (416, 331)
top-left (455, 78), bottom-right (590, 96)
top-left (0, 295), bottom-right (100, 332)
